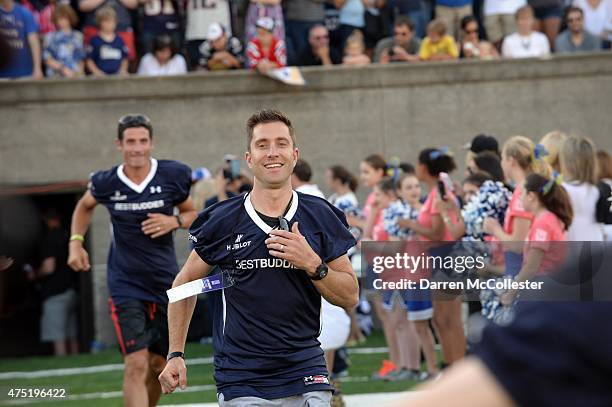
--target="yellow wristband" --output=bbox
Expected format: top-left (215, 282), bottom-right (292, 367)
top-left (70, 234), bottom-right (85, 242)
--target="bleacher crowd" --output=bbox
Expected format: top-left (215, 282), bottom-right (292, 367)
top-left (1, 0), bottom-right (610, 78)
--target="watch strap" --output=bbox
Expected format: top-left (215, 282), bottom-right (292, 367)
top-left (166, 351), bottom-right (184, 361)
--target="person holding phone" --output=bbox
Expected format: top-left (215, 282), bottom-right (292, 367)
top-left (158, 109), bottom-right (359, 406)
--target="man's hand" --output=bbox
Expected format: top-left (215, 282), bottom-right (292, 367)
top-left (68, 241), bottom-right (91, 271)
top-left (159, 357), bottom-right (187, 394)
top-left (141, 213), bottom-right (179, 238)
top-left (266, 222), bottom-right (322, 276)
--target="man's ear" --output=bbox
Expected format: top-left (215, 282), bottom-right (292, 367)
top-left (245, 150), bottom-right (253, 169)
top-left (115, 138), bottom-right (122, 150)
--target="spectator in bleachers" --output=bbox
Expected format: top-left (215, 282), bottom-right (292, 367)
top-left (197, 22), bottom-right (244, 70)
top-left (501, 5), bottom-right (551, 58)
top-left (459, 15), bottom-right (499, 59)
top-left (244, 0), bottom-right (284, 45)
top-left (555, 6), bottom-right (602, 52)
top-left (419, 18), bottom-right (459, 61)
top-left (184, 0), bottom-right (232, 69)
top-left (137, 33), bottom-right (187, 75)
top-left (296, 24), bottom-right (342, 65)
top-left (285, 0), bottom-right (326, 65)
top-left (362, 0), bottom-right (388, 53)
top-left (528, 0), bottom-right (564, 48)
top-left (246, 16), bottom-right (286, 73)
top-left (386, 0), bottom-right (427, 38)
top-left (43, 4), bottom-right (85, 77)
top-left (138, 0), bottom-right (182, 56)
top-left (483, 0), bottom-right (525, 47)
top-left (85, 7), bottom-right (128, 76)
top-left (342, 29), bottom-right (371, 65)
top-left (0, 0), bottom-right (43, 79)
top-left (21, 0), bottom-right (57, 36)
top-left (79, 0), bottom-right (137, 62)
top-left (573, 0), bottom-right (612, 47)
top-left (374, 15), bottom-right (420, 63)
top-left (435, 0), bottom-right (473, 39)
top-left (596, 149), bottom-right (612, 241)
top-left (335, 0), bottom-right (365, 53)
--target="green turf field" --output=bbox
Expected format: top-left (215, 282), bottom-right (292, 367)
top-left (0, 331), bottom-right (425, 406)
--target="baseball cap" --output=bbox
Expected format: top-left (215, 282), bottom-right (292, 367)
top-left (256, 16), bottom-right (274, 32)
top-left (207, 22), bottom-right (225, 41)
top-left (465, 134), bottom-right (499, 155)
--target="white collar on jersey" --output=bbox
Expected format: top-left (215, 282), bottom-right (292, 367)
top-left (117, 158), bottom-right (158, 194)
top-left (244, 190), bottom-right (299, 234)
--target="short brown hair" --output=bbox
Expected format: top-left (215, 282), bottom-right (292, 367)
top-left (246, 109), bottom-right (296, 150)
top-left (95, 6), bottom-right (117, 27)
top-left (426, 18), bottom-right (447, 36)
top-left (53, 4), bottom-right (78, 27)
top-left (515, 5), bottom-right (534, 20)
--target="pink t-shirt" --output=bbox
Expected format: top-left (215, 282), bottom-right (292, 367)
top-left (524, 211), bottom-right (567, 275)
top-left (503, 185), bottom-right (534, 235)
top-left (417, 188), bottom-right (457, 242)
top-left (364, 192), bottom-right (386, 240)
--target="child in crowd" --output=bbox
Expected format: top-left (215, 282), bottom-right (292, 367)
top-left (419, 19), bottom-right (459, 61)
top-left (386, 172), bottom-right (439, 380)
top-left (246, 17), bottom-right (286, 74)
top-left (85, 7), bottom-right (128, 76)
top-left (500, 172), bottom-right (572, 306)
top-left (43, 4), bottom-right (85, 77)
top-left (342, 30), bottom-right (371, 66)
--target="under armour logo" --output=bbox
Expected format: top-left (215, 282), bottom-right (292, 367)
top-left (235, 234), bottom-right (244, 243)
top-left (150, 186), bottom-right (162, 193)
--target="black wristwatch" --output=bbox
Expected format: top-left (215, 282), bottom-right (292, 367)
top-left (166, 351), bottom-right (184, 362)
top-left (310, 263), bottom-right (329, 281)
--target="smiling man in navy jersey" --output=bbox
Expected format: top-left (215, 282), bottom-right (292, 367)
top-left (158, 109), bottom-right (359, 406)
top-left (68, 114), bottom-right (197, 407)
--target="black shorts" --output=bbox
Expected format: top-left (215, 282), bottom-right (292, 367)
top-left (108, 298), bottom-right (168, 357)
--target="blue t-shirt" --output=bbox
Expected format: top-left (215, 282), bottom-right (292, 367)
top-left (0, 3), bottom-right (38, 78)
top-left (142, 0), bottom-right (181, 34)
top-left (86, 34), bottom-right (128, 74)
top-left (189, 191), bottom-right (356, 401)
top-left (43, 30), bottom-right (85, 76)
top-left (90, 159), bottom-right (192, 305)
top-left (436, 0), bottom-right (472, 6)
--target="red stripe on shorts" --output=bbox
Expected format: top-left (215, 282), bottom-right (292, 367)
top-left (109, 298), bottom-right (127, 355)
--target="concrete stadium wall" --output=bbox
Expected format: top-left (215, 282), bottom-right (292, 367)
top-left (2, 52), bottom-right (611, 345)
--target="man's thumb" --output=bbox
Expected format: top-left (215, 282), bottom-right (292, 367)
top-left (292, 222), bottom-right (301, 236)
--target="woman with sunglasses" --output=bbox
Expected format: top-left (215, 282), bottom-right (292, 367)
top-left (459, 15), bottom-right (499, 59)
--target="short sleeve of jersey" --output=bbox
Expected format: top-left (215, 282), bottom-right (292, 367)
top-left (88, 169), bottom-right (113, 203)
top-left (164, 161), bottom-right (192, 205)
top-left (188, 201), bottom-right (236, 265)
top-left (311, 199), bottom-right (356, 263)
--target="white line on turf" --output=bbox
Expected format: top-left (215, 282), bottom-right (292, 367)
top-left (0, 348), bottom-right (391, 380)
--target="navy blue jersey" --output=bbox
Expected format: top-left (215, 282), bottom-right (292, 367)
top-left (189, 191), bottom-right (356, 401)
top-left (90, 159), bottom-right (191, 305)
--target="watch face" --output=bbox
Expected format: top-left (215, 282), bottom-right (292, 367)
top-left (317, 264), bottom-right (328, 279)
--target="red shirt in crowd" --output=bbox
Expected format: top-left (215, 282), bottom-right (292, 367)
top-left (246, 37), bottom-right (286, 70)
top-left (524, 210), bottom-right (567, 275)
top-left (504, 185), bottom-right (534, 235)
